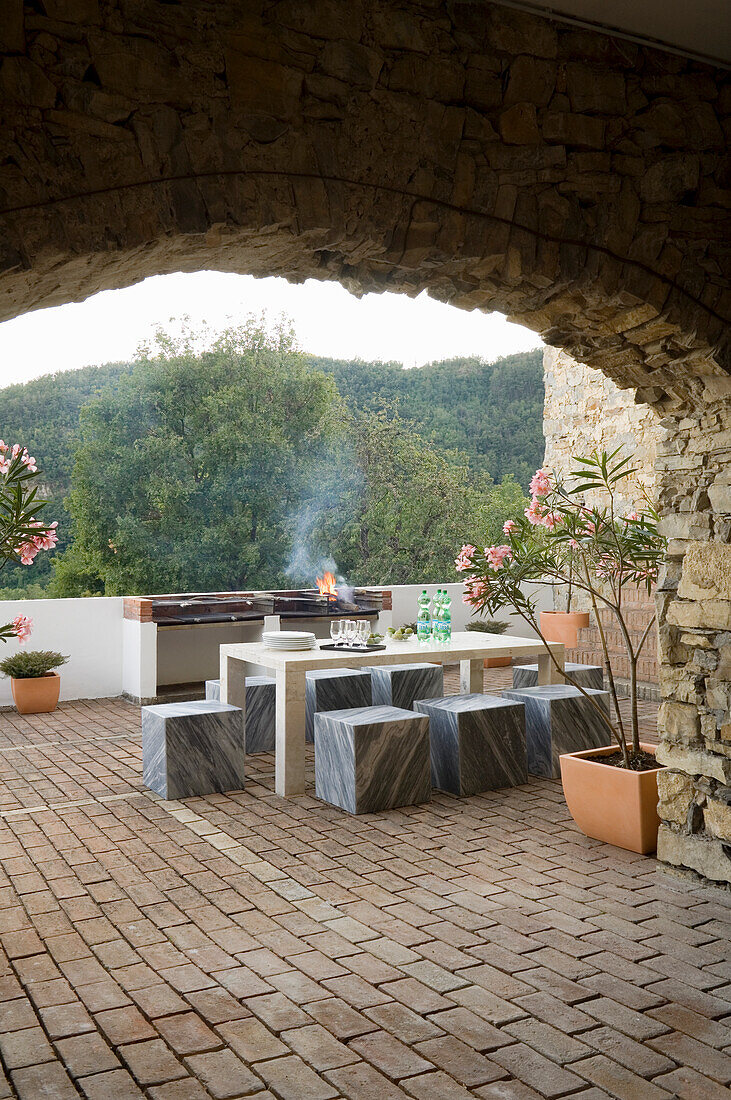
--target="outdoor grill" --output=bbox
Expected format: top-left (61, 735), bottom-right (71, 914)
top-left (147, 589), bottom-right (382, 626)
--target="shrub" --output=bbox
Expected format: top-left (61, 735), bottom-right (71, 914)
top-left (466, 619), bottom-right (508, 634)
top-left (0, 650), bottom-right (68, 679)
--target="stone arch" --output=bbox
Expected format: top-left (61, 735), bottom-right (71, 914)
top-left (2, 0), bottom-right (731, 881)
top-left (0, 2), bottom-right (728, 413)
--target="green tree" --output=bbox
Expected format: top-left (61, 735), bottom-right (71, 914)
top-left (57, 320), bottom-right (340, 595)
top-left (292, 408), bottom-right (527, 586)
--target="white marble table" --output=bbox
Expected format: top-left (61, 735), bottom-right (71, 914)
top-left (219, 632), bottom-right (565, 798)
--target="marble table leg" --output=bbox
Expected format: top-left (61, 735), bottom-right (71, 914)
top-left (276, 667), bottom-right (306, 797)
top-left (538, 646), bottom-right (565, 685)
top-left (220, 653), bottom-right (247, 709)
top-left (460, 658), bottom-right (483, 693)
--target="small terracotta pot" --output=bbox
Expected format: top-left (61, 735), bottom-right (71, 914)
top-left (559, 741), bottom-right (662, 854)
top-left (484, 655), bottom-right (512, 668)
top-left (11, 672), bottom-right (61, 715)
top-left (540, 610), bottom-right (591, 649)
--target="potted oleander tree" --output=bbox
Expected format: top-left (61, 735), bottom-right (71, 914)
top-left (0, 651), bottom-right (68, 714)
top-left (456, 448), bottom-right (666, 853)
top-left (0, 441), bottom-right (60, 709)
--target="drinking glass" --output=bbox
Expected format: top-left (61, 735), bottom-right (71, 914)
top-left (343, 620), bottom-right (357, 647)
top-left (357, 621), bottom-right (370, 647)
top-left (330, 621), bottom-right (343, 647)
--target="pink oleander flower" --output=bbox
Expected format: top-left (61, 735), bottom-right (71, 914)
top-left (16, 521), bottom-right (59, 563)
top-left (581, 518), bottom-right (596, 535)
top-left (12, 615), bottom-right (32, 644)
top-left (463, 578), bottom-right (488, 606)
top-left (455, 544), bottom-right (476, 572)
top-left (624, 511), bottom-right (639, 522)
top-left (595, 553), bottom-right (617, 579)
top-left (524, 498), bottom-right (544, 525)
top-left (503, 519), bottom-right (517, 535)
top-left (542, 511), bottom-right (562, 530)
top-left (529, 468), bottom-right (552, 497)
top-left (486, 544), bottom-right (512, 571)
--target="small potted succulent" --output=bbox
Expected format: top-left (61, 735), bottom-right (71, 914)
top-left (466, 619), bottom-right (512, 667)
top-left (457, 448), bottom-right (666, 854)
top-left (0, 650), bottom-right (68, 714)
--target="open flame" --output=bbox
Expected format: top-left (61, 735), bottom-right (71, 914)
top-left (316, 570), bottom-right (337, 597)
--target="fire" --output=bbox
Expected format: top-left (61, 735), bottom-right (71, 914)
top-left (316, 571), bottom-right (337, 597)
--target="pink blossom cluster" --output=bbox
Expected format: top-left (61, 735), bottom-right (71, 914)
top-left (16, 521), bottom-right (59, 565)
top-left (463, 578), bottom-right (488, 606)
top-left (0, 441), bottom-right (38, 475)
top-left (529, 468), bottom-right (552, 497)
top-left (485, 544), bottom-right (512, 571)
top-left (454, 544), bottom-right (476, 572)
top-left (12, 615), bottom-right (32, 644)
top-left (503, 519), bottom-right (517, 535)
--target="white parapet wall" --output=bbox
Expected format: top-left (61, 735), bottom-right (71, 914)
top-left (0, 582), bottom-right (555, 705)
top-left (0, 597), bottom-right (125, 705)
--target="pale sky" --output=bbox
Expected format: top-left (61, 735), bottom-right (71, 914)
top-left (0, 271), bottom-right (541, 386)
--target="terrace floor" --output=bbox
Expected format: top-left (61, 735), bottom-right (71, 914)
top-left (0, 672), bottom-right (729, 1100)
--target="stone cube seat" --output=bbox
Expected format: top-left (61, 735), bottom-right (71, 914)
top-left (367, 662), bottom-right (443, 710)
top-left (206, 676), bottom-right (275, 752)
top-left (502, 685), bottom-right (612, 778)
top-left (314, 705), bottom-right (431, 814)
top-left (512, 662), bottom-right (603, 692)
top-left (414, 693), bottom-right (527, 796)
top-left (142, 700), bottom-right (245, 799)
top-left (305, 667), bottom-right (372, 742)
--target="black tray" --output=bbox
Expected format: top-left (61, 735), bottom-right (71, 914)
top-left (319, 643), bottom-right (387, 653)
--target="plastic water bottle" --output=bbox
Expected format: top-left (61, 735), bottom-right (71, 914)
top-left (431, 589), bottom-right (443, 640)
top-left (417, 590), bottom-right (431, 641)
top-left (440, 590), bottom-right (452, 642)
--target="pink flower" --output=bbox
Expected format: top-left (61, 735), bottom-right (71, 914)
top-left (524, 499), bottom-right (544, 525)
top-left (455, 544), bottom-right (476, 572)
top-left (503, 519), bottom-right (517, 535)
top-left (11, 444), bottom-right (21, 459)
top-left (486, 544), bottom-right (512, 571)
top-left (625, 511), bottom-right (639, 522)
top-left (542, 511), bottom-right (562, 530)
top-left (15, 521), bottom-right (59, 563)
top-left (595, 554), bottom-right (616, 579)
top-left (529, 468), bottom-right (552, 497)
top-left (581, 519), bottom-right (596, 535)
top-left (12, 615), bottom-right (32, 644)
top-left (463, 578), bottom-right (488, 606)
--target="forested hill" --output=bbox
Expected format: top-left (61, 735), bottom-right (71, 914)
top-left (309, 349), bottom-right (544, 487)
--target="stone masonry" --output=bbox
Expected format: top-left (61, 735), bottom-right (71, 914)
top-left (543, 347), bottom-right (662, 698)
top-left (0, 2), bottom-right (730, 883)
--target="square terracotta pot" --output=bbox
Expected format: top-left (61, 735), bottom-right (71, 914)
top-left (11, 672), bottom-right (61, 714)
top-left (559, 741), bottom-right (662, 854)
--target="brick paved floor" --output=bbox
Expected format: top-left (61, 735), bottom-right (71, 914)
top-left (0, 673), bottom-right (729, 1100)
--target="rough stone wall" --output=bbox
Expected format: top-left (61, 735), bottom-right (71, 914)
top-left (543, 347), bottom-right (660, 508)
top-left (543, 347), bottom-right (663, 693)
top-left (0, 1), bottom-right (729, 411)
top-left (656, 400), bottom-right (731, 885)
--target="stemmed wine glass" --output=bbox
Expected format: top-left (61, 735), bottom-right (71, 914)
top-left (330, 621), bottom-right (343, 647)
top-left (357, 620), bottom-right (370, 648)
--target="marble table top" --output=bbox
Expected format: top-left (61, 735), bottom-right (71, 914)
top-left (220, 631), bottom-right (563, 672)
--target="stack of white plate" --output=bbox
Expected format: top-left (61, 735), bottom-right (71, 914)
top-left (262, 630), bottom-right (317, 651)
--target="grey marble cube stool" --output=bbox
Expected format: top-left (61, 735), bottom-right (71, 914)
top-left (367, 662), bottom-right (444, 710)
top-left (501, 685), bottom-right (611, 778)
top-left (142, 700), bottom-right (245, 799)
top-left (512, 662), bottom-right (603, 692)
top-left (415, 693), bottom-right (528, 796)
top-left (205, 676), bottom-right (275, 752)
top-left (314, 705), bottom-right (431, 814)
top-left (305, 668), bottom-right (372, 742)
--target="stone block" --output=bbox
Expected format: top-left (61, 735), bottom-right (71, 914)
top-left (414, 693), bottom-right (527, 796)
top-left (678, 541), bottom-right (731, 600)
top-left (142, 701), bottom-right (245, 800)
top-left (502, 685), bottom-right (612, 778)
top-left (305, 668), bottom-right (372, 742)
top-left (657, 824), bottom-right (731, 885)
top-left (512, 662), bottom-right (603, 692)
top-left (206, 676), bottom-right (275, 751)
top-left (314, 705), bottom-right (431, 814)
top-left (367, 663), bottom-right (443, 710)
top-left (656, 742), bottom-right (731, 783)
top-left (657, 770), bottom-right (695, 824)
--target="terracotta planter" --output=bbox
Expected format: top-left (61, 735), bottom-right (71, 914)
top-left (540, 610), bottom-right (590, 649)
top-left (559, 742), bottom-right (662, 854)
top-left (485, 655), bottom-right (512, 668)
top-left (11, 672), bottom-right (61, 715)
